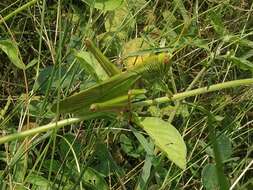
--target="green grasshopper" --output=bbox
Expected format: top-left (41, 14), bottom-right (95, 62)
top-left (51, 39), bottom-right (170, 117)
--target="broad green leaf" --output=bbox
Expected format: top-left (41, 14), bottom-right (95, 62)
top-left (67, 164), bottom-right (109, 189)
top-left (160, 18), bottom-right (177, 42)
top-left (26, 174), bottom-right (53, 189)
top-left (10, 144), bottom-right (28, 188)
top-left (211, 133), bottom-right (232, 162)
top-left (9, 143), bottom-right (27, 167)
top-left (139, 117), bottom-right (187, 169)
top-left (173, 0), bottom-right (191, 34)
top-left (82, 167), bottom-right (109, 190)
top-left (177, 104), bottom-right (190, 118)
top-left (120, 134), bottom-right (135, 156)
top-left (42, 160), bottom-right (76, 189)
top-left (82, 0), bottom-right (123, 11)
top-left (202, 164), bottom-right (219, 190)
top-left (75, 50), bottom-right (109, 81)
top-left (0, 39), bottom-right (25, 69)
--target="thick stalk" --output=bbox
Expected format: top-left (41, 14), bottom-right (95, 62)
top-left (0, 117), bottom-right (84, 144)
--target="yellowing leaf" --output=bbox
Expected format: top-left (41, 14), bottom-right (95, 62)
top-left (122, 38), bottom-right (150, 68)
top-left (0, 39), bottom-right (25, 70)
top-left (82, 0), bottom-right (123, 11)
top-left (139, 117), bottom-right (187, 169)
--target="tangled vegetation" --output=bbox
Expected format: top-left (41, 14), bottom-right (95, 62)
top-left (0, 0), bottom-right (253, 189)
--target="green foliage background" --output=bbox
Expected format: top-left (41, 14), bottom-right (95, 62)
top-left (0, 0), bottom-right (253, 189)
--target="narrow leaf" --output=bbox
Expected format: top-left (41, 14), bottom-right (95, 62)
top-left (25, 58), bottom-right (38, 69)
top-left (223, 54), bottom-right (253, 71)
top-left (133, 129), bottom-right (154, 190)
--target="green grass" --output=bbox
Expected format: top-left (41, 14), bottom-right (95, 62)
top-left (0, 0), bottom-right (253, 189)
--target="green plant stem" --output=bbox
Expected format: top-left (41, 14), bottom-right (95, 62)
top-left (0, 78), bottom-right (253, 144)
top-left (132, 78), bottom-right (253, 108)
top-left (168, 66), bottom-right (207, 123)
top-left (0, 0), bottom-right (38, 25)
top-left (0, 117), bottom-right (84, 144)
